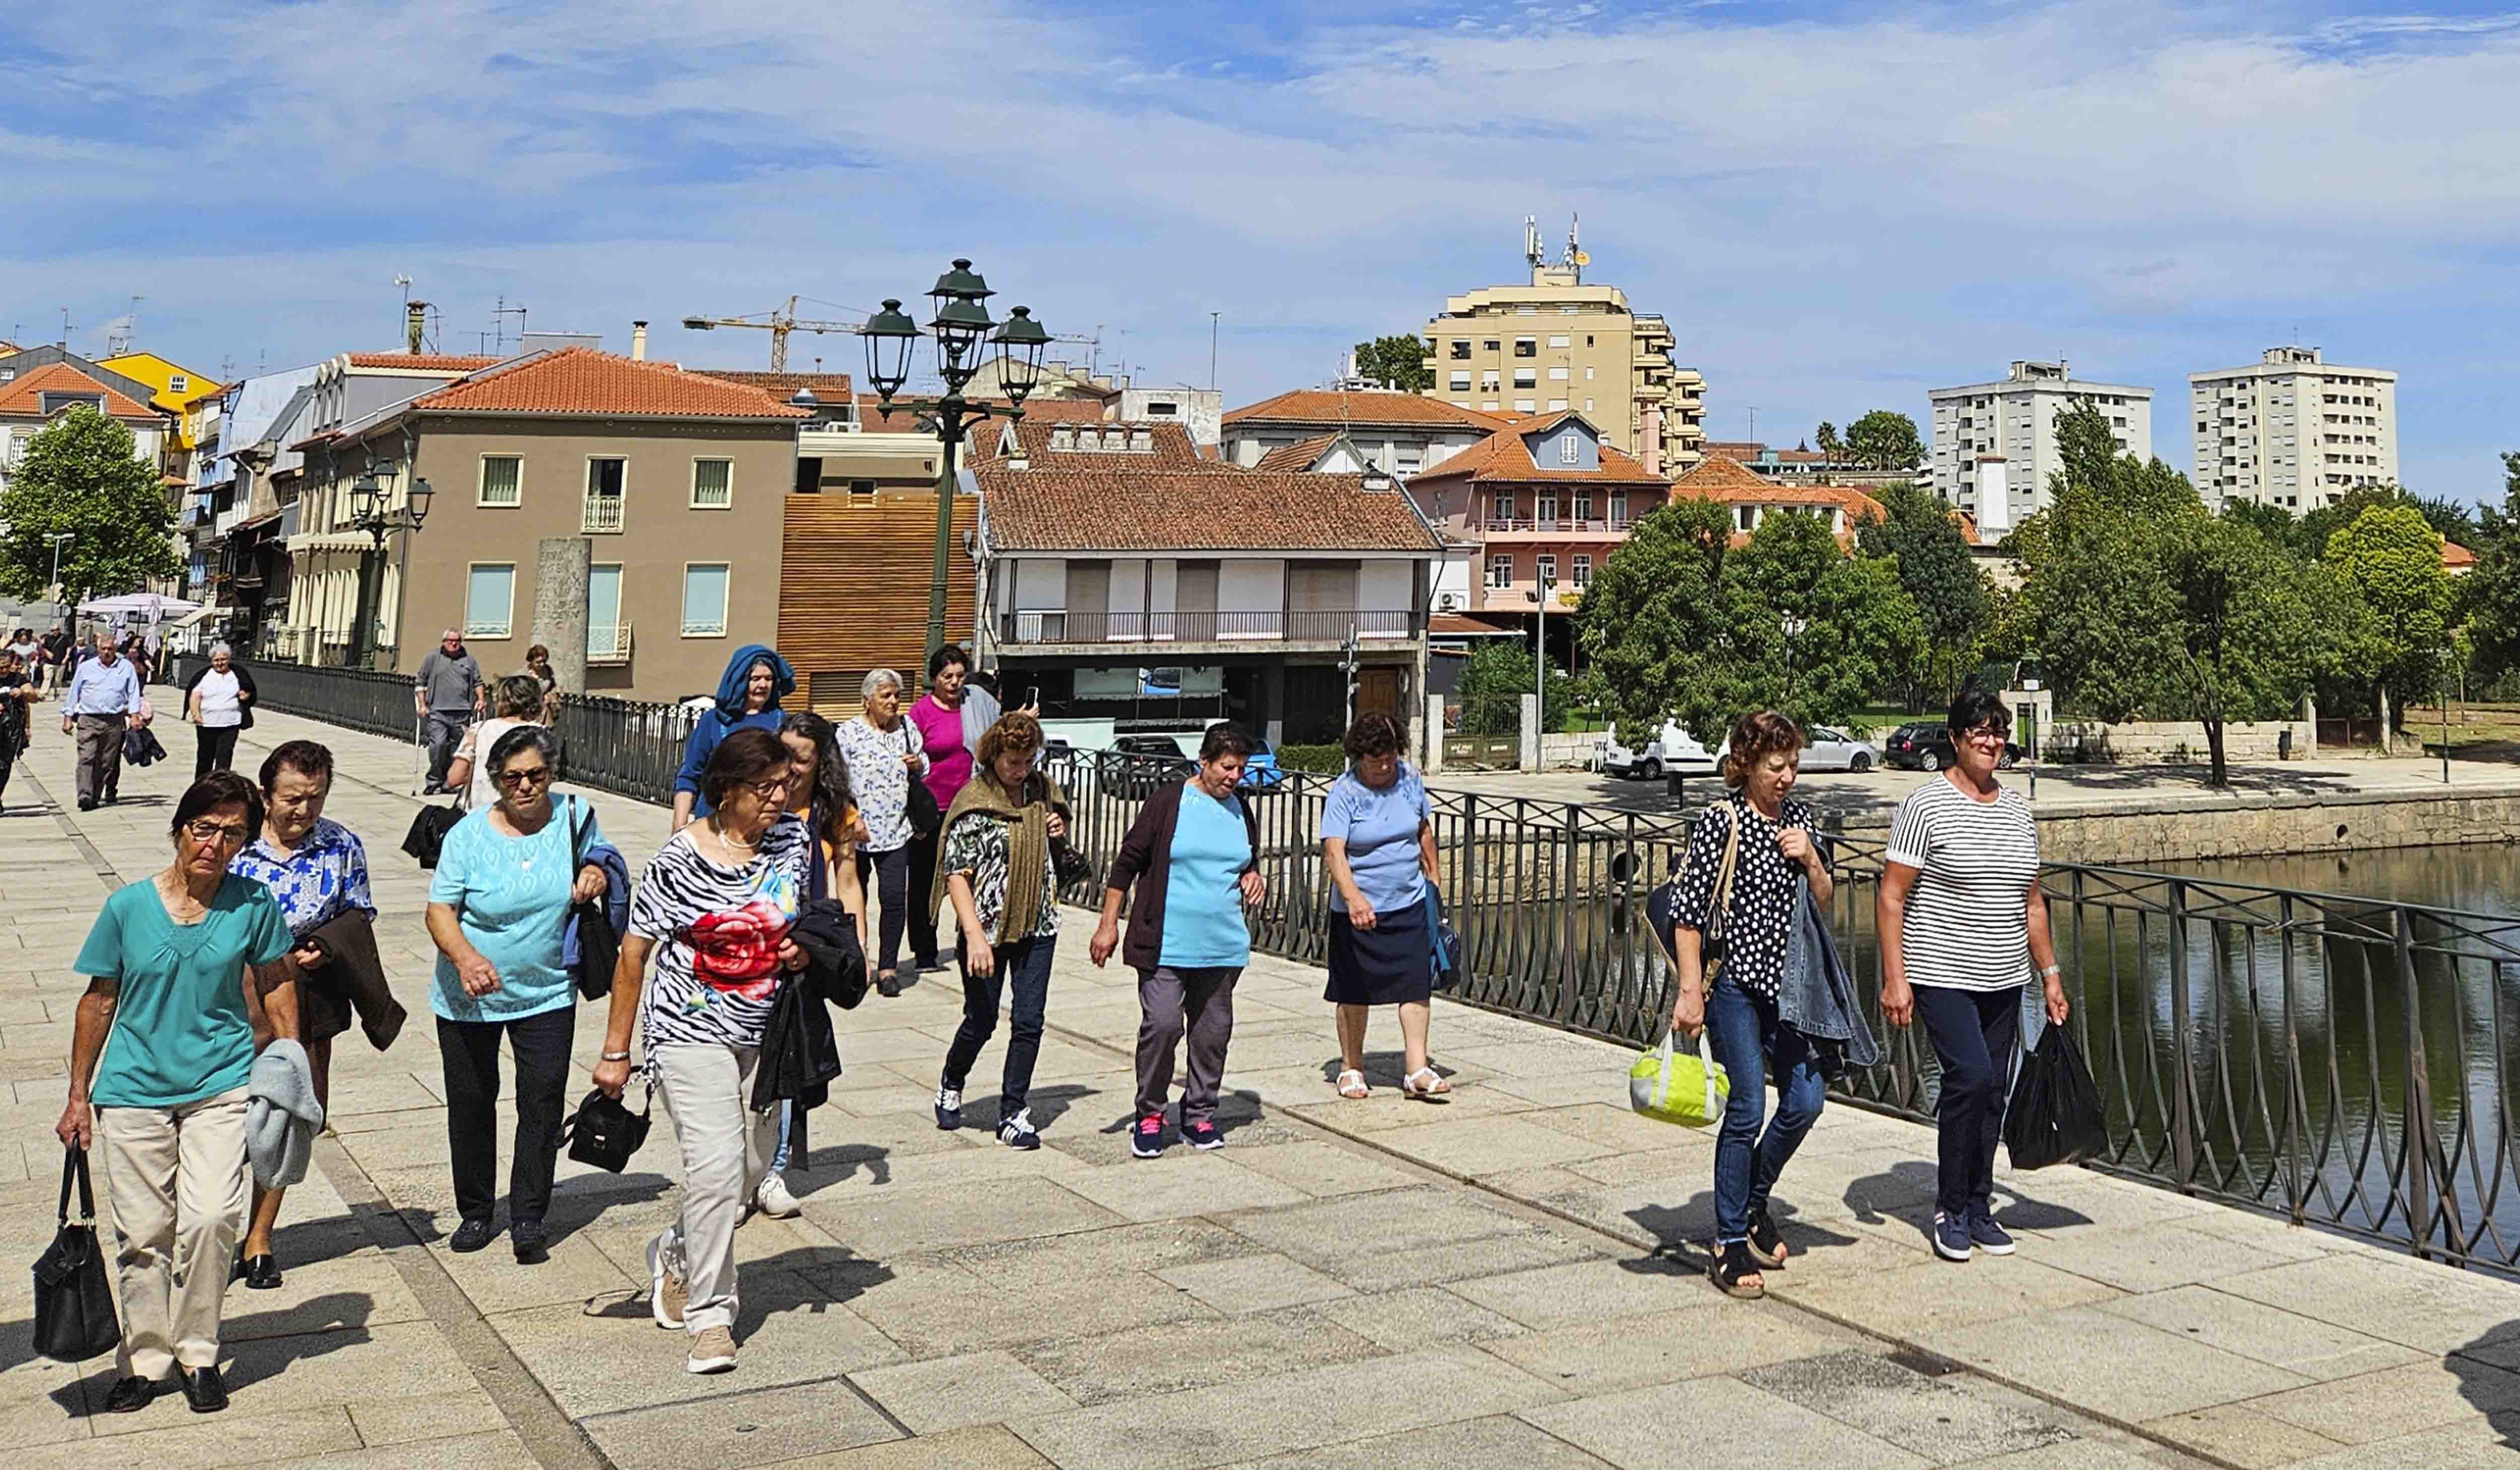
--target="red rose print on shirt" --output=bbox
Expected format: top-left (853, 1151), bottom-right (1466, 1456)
top-left (683, 900), bottom-right (793, 1001)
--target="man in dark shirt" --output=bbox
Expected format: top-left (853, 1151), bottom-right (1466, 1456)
top-left (414, 628), bottom-right (485, 794)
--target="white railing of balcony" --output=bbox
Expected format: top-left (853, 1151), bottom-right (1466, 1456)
top-left (582, 495), bottom-right (624, 534)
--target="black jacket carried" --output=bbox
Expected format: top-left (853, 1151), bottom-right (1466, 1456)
top-left (298, 910), bottom-right (409, 1051)
top-left (749, 899), bottom-right (863, 1170)
top-left (1103, 777), bottom-right (1261, 973)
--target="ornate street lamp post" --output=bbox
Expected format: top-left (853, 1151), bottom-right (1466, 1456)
top-left (859, 261), bottom-right (1051, 677)
top-left (346, 466), bottom-right (433, 669)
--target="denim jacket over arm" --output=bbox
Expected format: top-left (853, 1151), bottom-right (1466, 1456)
top-left (1776, 858), bottom-right (1882, 1070)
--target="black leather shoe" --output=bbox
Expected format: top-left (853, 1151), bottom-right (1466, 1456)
top-left (511, 1220), bottom-right (549, 1264)
top-left (178, 1364), bottom-right (229, 1414)
top-left (102, 1375), bottom-right (155, 1413)
top-left (243, 1252), bottom-right (282, 1290)
top-left (448, 1217), bottom-right (497, 1253)
top-left (77, 798), bottom-right (96, 811)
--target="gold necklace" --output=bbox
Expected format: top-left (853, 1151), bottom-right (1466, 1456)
top-left (708, 819), bottom-right (759, 856)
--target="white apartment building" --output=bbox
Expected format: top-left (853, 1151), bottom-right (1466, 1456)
top-left (1928, 360), bottom-right (2151, 523)
top-left (2189, 347), bottom-right (2397, 509)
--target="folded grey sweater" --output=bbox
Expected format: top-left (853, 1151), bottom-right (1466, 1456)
top-left (247, 1039), bottom-right (325, 1189)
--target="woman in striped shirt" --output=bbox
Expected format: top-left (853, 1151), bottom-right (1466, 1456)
top-left (1876, 691), bottom-right (2069, 1263)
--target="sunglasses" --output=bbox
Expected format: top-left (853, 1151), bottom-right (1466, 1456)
top-left (497, 767), bottom-right (555, 790)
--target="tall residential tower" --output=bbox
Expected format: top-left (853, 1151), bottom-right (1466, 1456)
top-left (1927, 360), bottom-right (2152, 525)
top-left (2188, 347), bottom-right (2397, 509)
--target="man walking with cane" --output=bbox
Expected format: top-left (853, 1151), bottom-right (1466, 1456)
top-left (61, 635), bottom-right (143, 810)
top-left (414, 628), bottom-right (484, 795)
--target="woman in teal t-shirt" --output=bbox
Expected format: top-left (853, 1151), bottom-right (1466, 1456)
top-left (424, 725), bottom-right (608, 1263)
top-left (58, 772), bottom-right (299, 1417)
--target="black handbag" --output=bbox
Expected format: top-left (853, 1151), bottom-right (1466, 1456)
top-left (401, 802), bottom-right (464, 870)
top-left (32, 1147), bottom-right (120, 1364)
top-left (562, 1083), bottom-right (652, 1173)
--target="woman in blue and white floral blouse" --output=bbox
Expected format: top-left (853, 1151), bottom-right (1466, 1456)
top-left (225, 739), bottom-right (374, 1289)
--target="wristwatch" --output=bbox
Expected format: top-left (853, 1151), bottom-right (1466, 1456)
top-left (2039, 964), bottom-right (2062, 980)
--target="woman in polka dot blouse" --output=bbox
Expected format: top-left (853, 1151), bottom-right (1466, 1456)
top-left (1663, 710), bottom-right (1834, 1299)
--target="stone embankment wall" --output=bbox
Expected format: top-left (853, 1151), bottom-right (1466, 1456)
top-left (1842, 782), bottom-right (2520, 864)
top-left (2045, 719), bottom-right (2316, 765)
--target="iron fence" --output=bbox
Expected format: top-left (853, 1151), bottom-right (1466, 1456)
top-left (1048, 751), bottom-right (2520, 1273)
top-left (157, 671), bottom-right (2520, 1271)
top-left (169, 654), bottom-right (700, 805)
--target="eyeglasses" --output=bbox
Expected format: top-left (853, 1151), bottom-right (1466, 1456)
top-left (496, 767), bottom-right (555, 790)
top-left (1960, 727), bottom-right (2010, 744)
top-left (183, 820), bottom-right (251, 845)
top-left (742, 775), bottom-right (792, 800)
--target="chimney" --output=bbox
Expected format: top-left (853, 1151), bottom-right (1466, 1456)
top-left (631, 321), bottom-right (648, 361)
top-left (405, 301), bottom-right (428, 355)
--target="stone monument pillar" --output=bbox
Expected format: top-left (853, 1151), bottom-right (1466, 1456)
top-left (531, 538), bottom-right (591, 697)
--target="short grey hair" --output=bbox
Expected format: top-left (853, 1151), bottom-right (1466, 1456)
top-left (862, 668), bottom-right (904, 700)
top-left (209, 642), bottom-right (233, 659)
top-left (487, 723), bottom-right (559, 776)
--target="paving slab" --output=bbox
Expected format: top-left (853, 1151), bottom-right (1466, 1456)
top-left (2245, 1355), bottom-right (2520, 1447)
top-left (2097, 1283), bottom-right (2430, 1380)
top-left (1740, 1350), bottom-right (2078, 1463)
top-left (580, 1375), bottom-right (902, 1469)
top-left (847, 1349), bottom-right (1079, 1433)
top-left (1013, 1305), bottom-right (1389, 1405)
top-left (2212, 1252), bottom-right (2520, 1355)
top-left (2139, 1402), bottom-right (2353, 1468)
top-left (772, 1423), bottom-right (1059, 1468)
top-left (1228, 1412), bottom-right (1620, 1469)
top-left (1156, 1250), bottom-right (1359, 1313)
top-left (1480, 1302), bottom-right (1852, 1393)
top-left (1516, 1375), bottom-right (1933, 1470)
top-left (1921, 1305), bottom-right (2317, 1421)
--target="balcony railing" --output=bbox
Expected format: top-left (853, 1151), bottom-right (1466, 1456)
top-left (1481, 517), bottom-right (1629, 538)
top-left (582, 493), bottom-right (624, 534)
top-left (997, 608), bottom-right (1419, 646)
top-left (588, 622), bottom-right (633, 666)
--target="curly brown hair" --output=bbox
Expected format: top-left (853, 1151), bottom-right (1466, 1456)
top-left (1341, 711), bottom-right (1407, 763)
top-left (1720, 710), bottom-right (1805, 789)
top-left (974, 711), bottom-right (1046, 772)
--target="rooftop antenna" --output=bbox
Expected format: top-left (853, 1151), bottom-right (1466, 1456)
top-left (491, 296), bottom-right (528, 353)
top-left (1524, 215), bottom-right (1544, 271)
top-left (58, 307), bottom-right (73, 348)
top-left (105, 295), bottom-right (142, 357)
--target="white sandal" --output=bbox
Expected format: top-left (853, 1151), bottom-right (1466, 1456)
top-left (1336, 1069), bottom-right (1370, 1099)
top-left (1401, 1067), bottom-right (1451, 1100)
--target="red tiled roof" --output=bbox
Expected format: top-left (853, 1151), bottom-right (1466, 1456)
top-left (2444, 539), bottom-right (2477, 569)
top-left (1951, 508), bottom-right (1984, 546)
top-left (977, 463), bottom-right (1438, 554)
top-left (346, 352), bottom-right (509, 371)
top-left (1253, 433), bottom-right (1345, 473)
top-left (412, 348), bottom-right (806, 419)
top-left (704, 370), bottom-right (855, 399)
top-left (1405, 415), bottom-right (1666, 487)
top-left (1429, 613), bottom-right (1524, 637)
top-left (986, 418), bottom-right (1210, 469)
top-left (1671, 456), bottom-right (1886, 529)
top-left (0, 362), bottom-right (164, 423)
top-left (1224, 389), bottom-right (1509, 432)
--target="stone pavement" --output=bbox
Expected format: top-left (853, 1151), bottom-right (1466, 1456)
top-left (1, 700), bottom-right (2516, 1469)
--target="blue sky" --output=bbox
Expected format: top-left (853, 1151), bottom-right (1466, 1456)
top-left (4, 0), bottom-right (2516, 503)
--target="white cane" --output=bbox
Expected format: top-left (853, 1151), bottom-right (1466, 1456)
top-left (412, 715), bottom-right (425, 797)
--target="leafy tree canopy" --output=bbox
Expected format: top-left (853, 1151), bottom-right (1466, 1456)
top-left (1351, 335), bottom-right (1432, 393)
top-left (1844, 410), bottom-right (1925, 471)
top-left (2464, 453), bottom-right (2520, 681)
top-left (1455, 638), bottom-right (1573, 735)
top-left (2323, 501), bottom-right (2454, 712)
top-left (0, 407), bottom-right (179, 607)
top-left (1858, 481), bottom-right (1992, 706)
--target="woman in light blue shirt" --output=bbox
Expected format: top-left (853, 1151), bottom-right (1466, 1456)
top-left (424, 726), bottom-right (607, 1263)
top-left (1320, 713), bottom-right (1444, 1101)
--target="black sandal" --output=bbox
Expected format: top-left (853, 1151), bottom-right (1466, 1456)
top-left (1745, 1208), bottom-right (1788, 1270)
top-left (1709, 1240), bottom-right (1766, 1299)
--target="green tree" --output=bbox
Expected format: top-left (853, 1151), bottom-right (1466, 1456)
top-left (2021, 424), bottom-right (2337, 785)
top-left (1844, 410), bottom-right (1924, 471)
top-left (2219, 497), bottom-right (2296, 548)
top-left (1578, 499), bottom-right (1923, 744)
top-left (2323, 502), bottom-right (2454, 732)
top-left (1455, 638), bottom-right (1571, 735)
top-left (1351, 334), bottom-right (1432, 393)
top-left (0, 407), bottom-right (180, 607)
top-left (1858, 481), bottom-right (1991, 705)
top-left (2464, 453), bottom-right (2520, 682)
top-left (1814, 422), bottom-right (1842, 461)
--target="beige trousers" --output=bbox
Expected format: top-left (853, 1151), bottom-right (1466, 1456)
top-left (97, 1086), bottom-right (251, 1379)
top-left (652, 1044), bottom-right (774, 1334)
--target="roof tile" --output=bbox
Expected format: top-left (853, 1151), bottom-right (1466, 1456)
top-left (345, 352), bottom-right (510, 371)
top-left (977, 462), bottom-right (1437, 554)
top-left (1225, 389), bottom-right (1510, 432)
top-left (412, 347), bottom-right (806, 419)
top-left (1406, 416), bottom-right (1666, 486)
top-left (0, 362), bottom-right (164, 423)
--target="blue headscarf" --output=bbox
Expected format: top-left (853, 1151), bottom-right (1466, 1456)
top-left (711, 644), bottom-right (795, 718)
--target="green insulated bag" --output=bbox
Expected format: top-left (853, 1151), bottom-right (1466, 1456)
top-left (1629, 1033), bottom-right (1729, 1128)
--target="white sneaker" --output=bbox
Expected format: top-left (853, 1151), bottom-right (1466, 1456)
top-left (754, 1173), bottom-right (801, 1218)
top-left (647, 1231), bottom-right (687, 1329)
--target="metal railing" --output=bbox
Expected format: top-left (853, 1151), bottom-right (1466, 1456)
top-left (171, 653), bottom-right (701, 805)
top-left (582, 494), bottom-right (624, 534)
top-left (997, 609), bottom-right (1418, 645)
top-left (1044, 751), bottom-right (2520, 1273)
top-left (150, 674), bottom-right (2520, 1271)
top-left (588, 623), bottom-right (633, 666)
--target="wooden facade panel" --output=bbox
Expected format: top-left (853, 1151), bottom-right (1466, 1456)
top-left (779, 490), bottom-right (977, 711)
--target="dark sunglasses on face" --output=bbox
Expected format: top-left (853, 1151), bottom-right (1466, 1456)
top-left (497, 766), bottom-right (554, 790)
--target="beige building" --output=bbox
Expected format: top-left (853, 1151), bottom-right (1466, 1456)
top-left (1417, 220), bottom-right (1706, 477)
top-left (282, 347), bottom-right (804, 699)
top-left (2189, 347), bottom-right (2398, 509)
top-left (1928, 360), bottom-right (2152, 528)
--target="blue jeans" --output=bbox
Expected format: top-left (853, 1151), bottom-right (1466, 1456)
top-left (942, 935), bottom-right (1056, 1118)
top-left (1705, 977), bottom-right (1826, 1246)
top-left (770, 1101), bottom-right (794, 1174)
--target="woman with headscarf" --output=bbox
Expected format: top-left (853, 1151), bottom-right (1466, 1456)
top-left (671, 644), bottom-right (795, 833)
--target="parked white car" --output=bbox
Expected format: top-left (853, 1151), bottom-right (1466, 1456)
top-left (1713, 725), bottom-right (1880, 773)
top-left (1602, 722), bottom-right (1719, 780)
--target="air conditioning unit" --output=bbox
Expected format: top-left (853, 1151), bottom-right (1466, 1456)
top-left (1434, 593), bottom-right (1464, 613)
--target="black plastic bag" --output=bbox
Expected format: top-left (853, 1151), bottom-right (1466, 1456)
top-left (32, 1148), bottom-right (119, 1363)
top-left (401, 803), bottom-right (464, 870)
top-left (2004, 1024), bottom-right (2109, 1169)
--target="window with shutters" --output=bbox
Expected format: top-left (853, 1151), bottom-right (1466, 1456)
top-left (465, 564), bottom-right (515, 638)
top-left (681, 564), bottom-right (730, 637)
top-left (478, 455), bottom-right (522, 506)
top-left (690, 458), bottom-right (733, 508)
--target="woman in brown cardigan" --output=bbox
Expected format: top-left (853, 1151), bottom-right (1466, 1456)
top-left (1089, 723), bottom-right (1266, 1157)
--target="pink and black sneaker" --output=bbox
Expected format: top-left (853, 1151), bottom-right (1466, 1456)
top-left (1131, 1114), bottom-right (1169, 1159)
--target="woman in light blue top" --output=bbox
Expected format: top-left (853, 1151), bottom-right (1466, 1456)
top-left (1091, 723), bottom-right (1267, 1157)
top-left (424, 725), bottom-right (607, 1263)
top-left (1320, 712), bottom-right (1444, 1101)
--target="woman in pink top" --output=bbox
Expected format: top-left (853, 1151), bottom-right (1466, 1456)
top-left (905, 645), bottom-right (976, 971)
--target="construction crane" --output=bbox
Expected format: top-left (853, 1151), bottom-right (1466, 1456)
top-left (679, 296), bottom-right (860, 371)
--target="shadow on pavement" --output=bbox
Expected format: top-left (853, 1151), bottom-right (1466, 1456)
top-left (1628, 1193), bottom-right (1859, 1268)
top-left (2450, 1324), bottom-right (2520, 1447)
